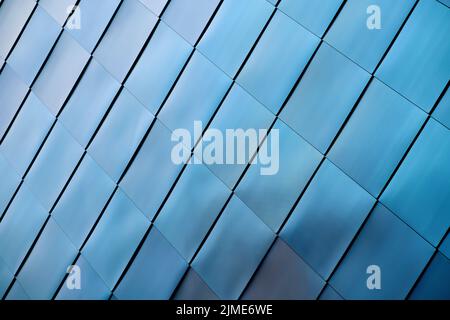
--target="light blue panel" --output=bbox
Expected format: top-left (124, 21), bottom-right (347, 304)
top-left (7, 7), bottom-right (61, 85)
top-left (440, 234), bottom-right (450, 260)
top-left (0, 186), bottom-right (48, 273)
top-left (88, 88), bottom-right (153, 182)
top-left (6, 281), bottom-right (30, 300)
top-left (325, 0), bottom-right (415, 72)
top-left (439, 0), bottom-right (450, 7)
top-left (39, 0), bottom-right (76, 25)
top-left (32, 32), bottom-right (90, 115)
top-left (173, 268), bottom-right (219, 300)
top-left (0, 65), bottom-right (29, 138)
top-left (139, 0), bottom-right (168, 15)
top-left (377, 0), bottom-right (450, 112)
top-left (83, 189), bottom-right (149, 289)
top-left (266, 0), bottom-right (277, 4)
top-left (162, 0), bottom-right (220, 45)
top-left (56, 255), bottom-right (111, 300)
top-left (0, 257), bottom-right (13, 298)
top-left (156, 164), bottom-right (231, 261)
top-left (125, 22), bottom-right (192, 114)
top-left (59, 59), bottom-right (120, 147)
top-left (279, 0), bottom-right (343, 37)
top-left (192, 196), bottom-right (275, 299)
top-left (66, 0), bottom-right (121, 52)
top-left (52, 154), bottom-right (115, 248)
top-left (433, 90), bottom-right (450, 129)
top-left (280, 43), bottom-right (370, 153)
top-left (410, 252), bottom-right (450, 300)
top-left (17, 218), bottom-right (78, 300)
top-left (93, 0), bottom-right (158, 82)
top-left (120, 120), bottom-right (182, 220)
top-left (236, 120), bottom-right (322, 232)
top-left (114, 227), bottom-right (188, 299)
top-left (0, 153), bottom-right (20, 214)
top-left (330, 204), bottom-right (434, 299)
top-left (194, 84), bottom-right (274, 188)
top-left (1, 93), bottom-right (54, 176)
top-left (381, 119), bottom-right (450, 246)
top-left (242, 238), bottom-right (325, 300)
top-left (198, 0), bottom-right (273, 77)
top-left (39, 0), bottom-right (73, 25)
top-left (238, 11), bottom-right (319, 113)
top-left (281, 160), bottom-right (375, 279)
top-left (0, 0), bottom-right (35, 60)
top-left (329, 79), bottom-right (426, 197)
top-left (158, 51), bottom-right (231, 135)
top-left (26, 123), bottom-right (84, 211)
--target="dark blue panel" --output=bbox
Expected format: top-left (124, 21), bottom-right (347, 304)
top-left (242, 238), bottom-right (325, 300)
top-left (173, 268), bottom-right (219, 300)
top-left (410, 252), bottom-right (450, 300)
top-left (381, 119), bottom-right (450, 246)
top-left (440, 234), bottom-right (450, 260)
top-left (319, 285), bottom-right (343, 300)
top-left (156, 164), bottom-right (230, 261)
top-left (192, 196), bottom-right (275, 299)
top-left (114, 227), bottom-right (187, 300)
top-left (281, 160), bottom-right (375, 279)
top-left (330, 204), bottom-right (434, 300)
